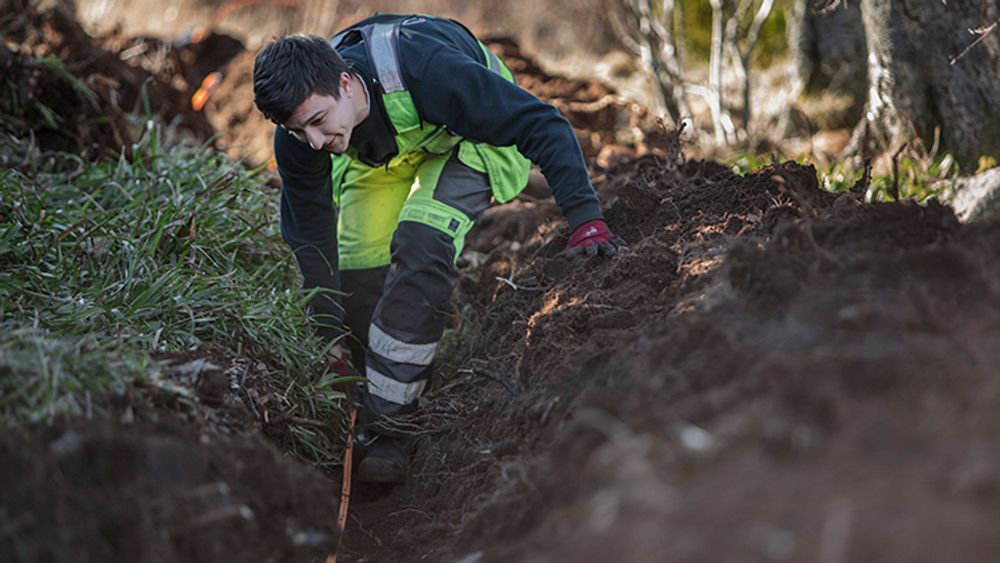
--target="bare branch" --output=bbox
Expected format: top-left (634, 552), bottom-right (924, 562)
top-left (708, 0), bottom-right (727, 144)
top-left (740, 0), bottom-right (776, 129)
top-left (850, 158), bottom-right (872, 200)
top-left (746, 0), bottom-right (776, 56)
top-left (949, 18), bottom-right (1000, 66)
top-left (613, 0), bottom-right (691, 126)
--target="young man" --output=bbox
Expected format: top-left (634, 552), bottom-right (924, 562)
top-left (253, 14), bottom-right (624, 484)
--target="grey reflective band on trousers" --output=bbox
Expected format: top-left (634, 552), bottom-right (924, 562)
top-left (366, 365), bottom-right (428, 404)
top-left (368, 323), bottom-right (438, 366)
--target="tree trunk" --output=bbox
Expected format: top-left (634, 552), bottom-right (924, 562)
top-left (787, 0), bottom-right (867, 97)
top-left (849, 0), bottom-right (1000, 170)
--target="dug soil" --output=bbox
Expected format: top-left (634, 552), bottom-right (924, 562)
top-left (7, 5), bottom-right (1000, 562)
top-left (2, 4), bottom-right (213, 157)
top-left (0, 352), bottom-right (344, 562)
top-left (341, 155), bottom-right (1000, 562)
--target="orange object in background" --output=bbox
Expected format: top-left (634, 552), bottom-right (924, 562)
top-left (191, 71), bottom-right (223, 111)
top-left (189, 25), bottom-right (209, 45)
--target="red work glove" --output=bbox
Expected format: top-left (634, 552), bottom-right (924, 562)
top-left (562, 219), bottom-right (627, 257)
top-left (328, 344), bottom-right (363, 408)
top-left (327, 343), bottom-right (357, 377)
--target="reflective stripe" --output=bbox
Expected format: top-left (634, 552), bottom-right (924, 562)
top-left (369, 23), bottom-right (405, 93)
top-left (369, 323), bottom-right (439, 366)
top-left (366, 366), bottom-right (427, 405)
top-left (329, 30), bottom-right (350, 49)
top-left (485, 47), bottom-right (502, 74)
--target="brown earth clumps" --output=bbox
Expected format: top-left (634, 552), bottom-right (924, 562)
top-left (7, 6), bottom-right (1000, 563)
top-left (341, 149), bottom-right (1000, 562)
top-left (2, 4), bottom-right (213, 156)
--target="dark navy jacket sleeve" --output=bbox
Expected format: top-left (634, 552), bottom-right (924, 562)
top-left (405, 41), bottom-right (604, 231)
top-left (273, 125), bottom-right (345, 341)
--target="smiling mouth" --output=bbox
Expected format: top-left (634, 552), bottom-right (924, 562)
top-left (324, 136), bottom-right (343, 152)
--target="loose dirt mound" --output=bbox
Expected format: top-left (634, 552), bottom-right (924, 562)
top-left (13, 7), bottom-right (1000, 562)
top-left (199, 48), bottom-right (275, 165)
top-left (0, 353), bottom-right (341, 563)
top-left (2, 4), bottom-right (213, 156)
top-left (342, 152), bottom-right (1000, 562)
top-left (1, 421), bottom-right (338, 563)
top-left (2, 8), bottom-right (656, 561)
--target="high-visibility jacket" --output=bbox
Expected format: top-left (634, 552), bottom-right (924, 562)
top-left (275, 14), bottom-right (604, 336)
top-left (330, 17), bottom-right (532, 206)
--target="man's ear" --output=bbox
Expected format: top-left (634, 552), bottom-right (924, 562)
top-left (340, 72), bottom-right (352, 95)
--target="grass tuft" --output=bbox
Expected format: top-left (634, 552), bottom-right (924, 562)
top-left (1, 124), bottom-right (349, 464)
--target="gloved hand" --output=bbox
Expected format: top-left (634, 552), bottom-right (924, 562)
top-left (328, 342), bottom-right (363, 408)
top-left (327, 342), bottom-right (356, 378)
top-left (562, 219), bottom-right (626, 257)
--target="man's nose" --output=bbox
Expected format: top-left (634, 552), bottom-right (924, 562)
top-left (305, 128), bottom-right (324, 151)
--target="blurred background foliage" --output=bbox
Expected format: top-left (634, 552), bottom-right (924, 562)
top-left (681, 0), bottom-right (792, 65)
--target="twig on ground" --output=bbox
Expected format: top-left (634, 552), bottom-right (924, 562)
top-left (890, 144), bottom-right (906, 201)
top-left (387, 507), bottom-right (433, 520)
top-left (270, 413), bottom-right (327, 428)
top-left (326, 406), bottom-right (356, 563)
top-left (850, 158), bottom-right (872, 199)
top-left (495, 275), bottom-right (548, 292)
top-left (348, 513), bottom-right (383, 547)
top-left (457, 367), bottom-right (521, 397)
top-left (769, 156), bottom-right (815, 216)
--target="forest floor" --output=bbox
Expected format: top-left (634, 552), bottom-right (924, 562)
top-left (4, 6), bottom-right (1000, 563)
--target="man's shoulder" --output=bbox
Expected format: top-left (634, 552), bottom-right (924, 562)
top-left (333, 15), bottom-right (484, 95)
top-left (334, 14), bottom-right (461, 42)
top-left (334, 15), bottom-right (464, 66)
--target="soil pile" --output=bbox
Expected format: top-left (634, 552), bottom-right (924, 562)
top-left (0, 353), bottom-right (341, 563)
top-left (11, 6), bottom-right (1000, 562)
top-left (94, 26), bottom-right (270, 165)
top-left (1, 421), bottom-right (338, 563)
top-left (2, 4), bottom-right (213, 156)
top-left (197, 48), bottom-right (275, 165)
top-left (1, 7), bottom-right (656, 561)
top-left (342, 149), bottom-right (1000, 562)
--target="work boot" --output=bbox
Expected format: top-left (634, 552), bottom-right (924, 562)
top-left (357, 435), bottom-right (409, 484)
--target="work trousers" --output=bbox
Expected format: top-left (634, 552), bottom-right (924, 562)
top-left (335, 149), bottom-right (492, 436)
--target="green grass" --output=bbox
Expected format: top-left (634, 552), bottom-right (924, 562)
top-left (0, 329), bottom-right (152, 425)
top-left (725, 150), bottom-right (961, 203)
top-left (0, 123), bottom-right (350, 465)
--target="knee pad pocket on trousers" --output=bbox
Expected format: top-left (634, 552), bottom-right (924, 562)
top-left (396, 199), bottom-right (474, 260)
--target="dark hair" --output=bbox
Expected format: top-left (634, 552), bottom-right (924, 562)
top-left (253, 34), bottom-right (349, 124)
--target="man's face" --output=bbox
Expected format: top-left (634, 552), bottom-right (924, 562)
top-left (283, 73), bottom-right (357, 154)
